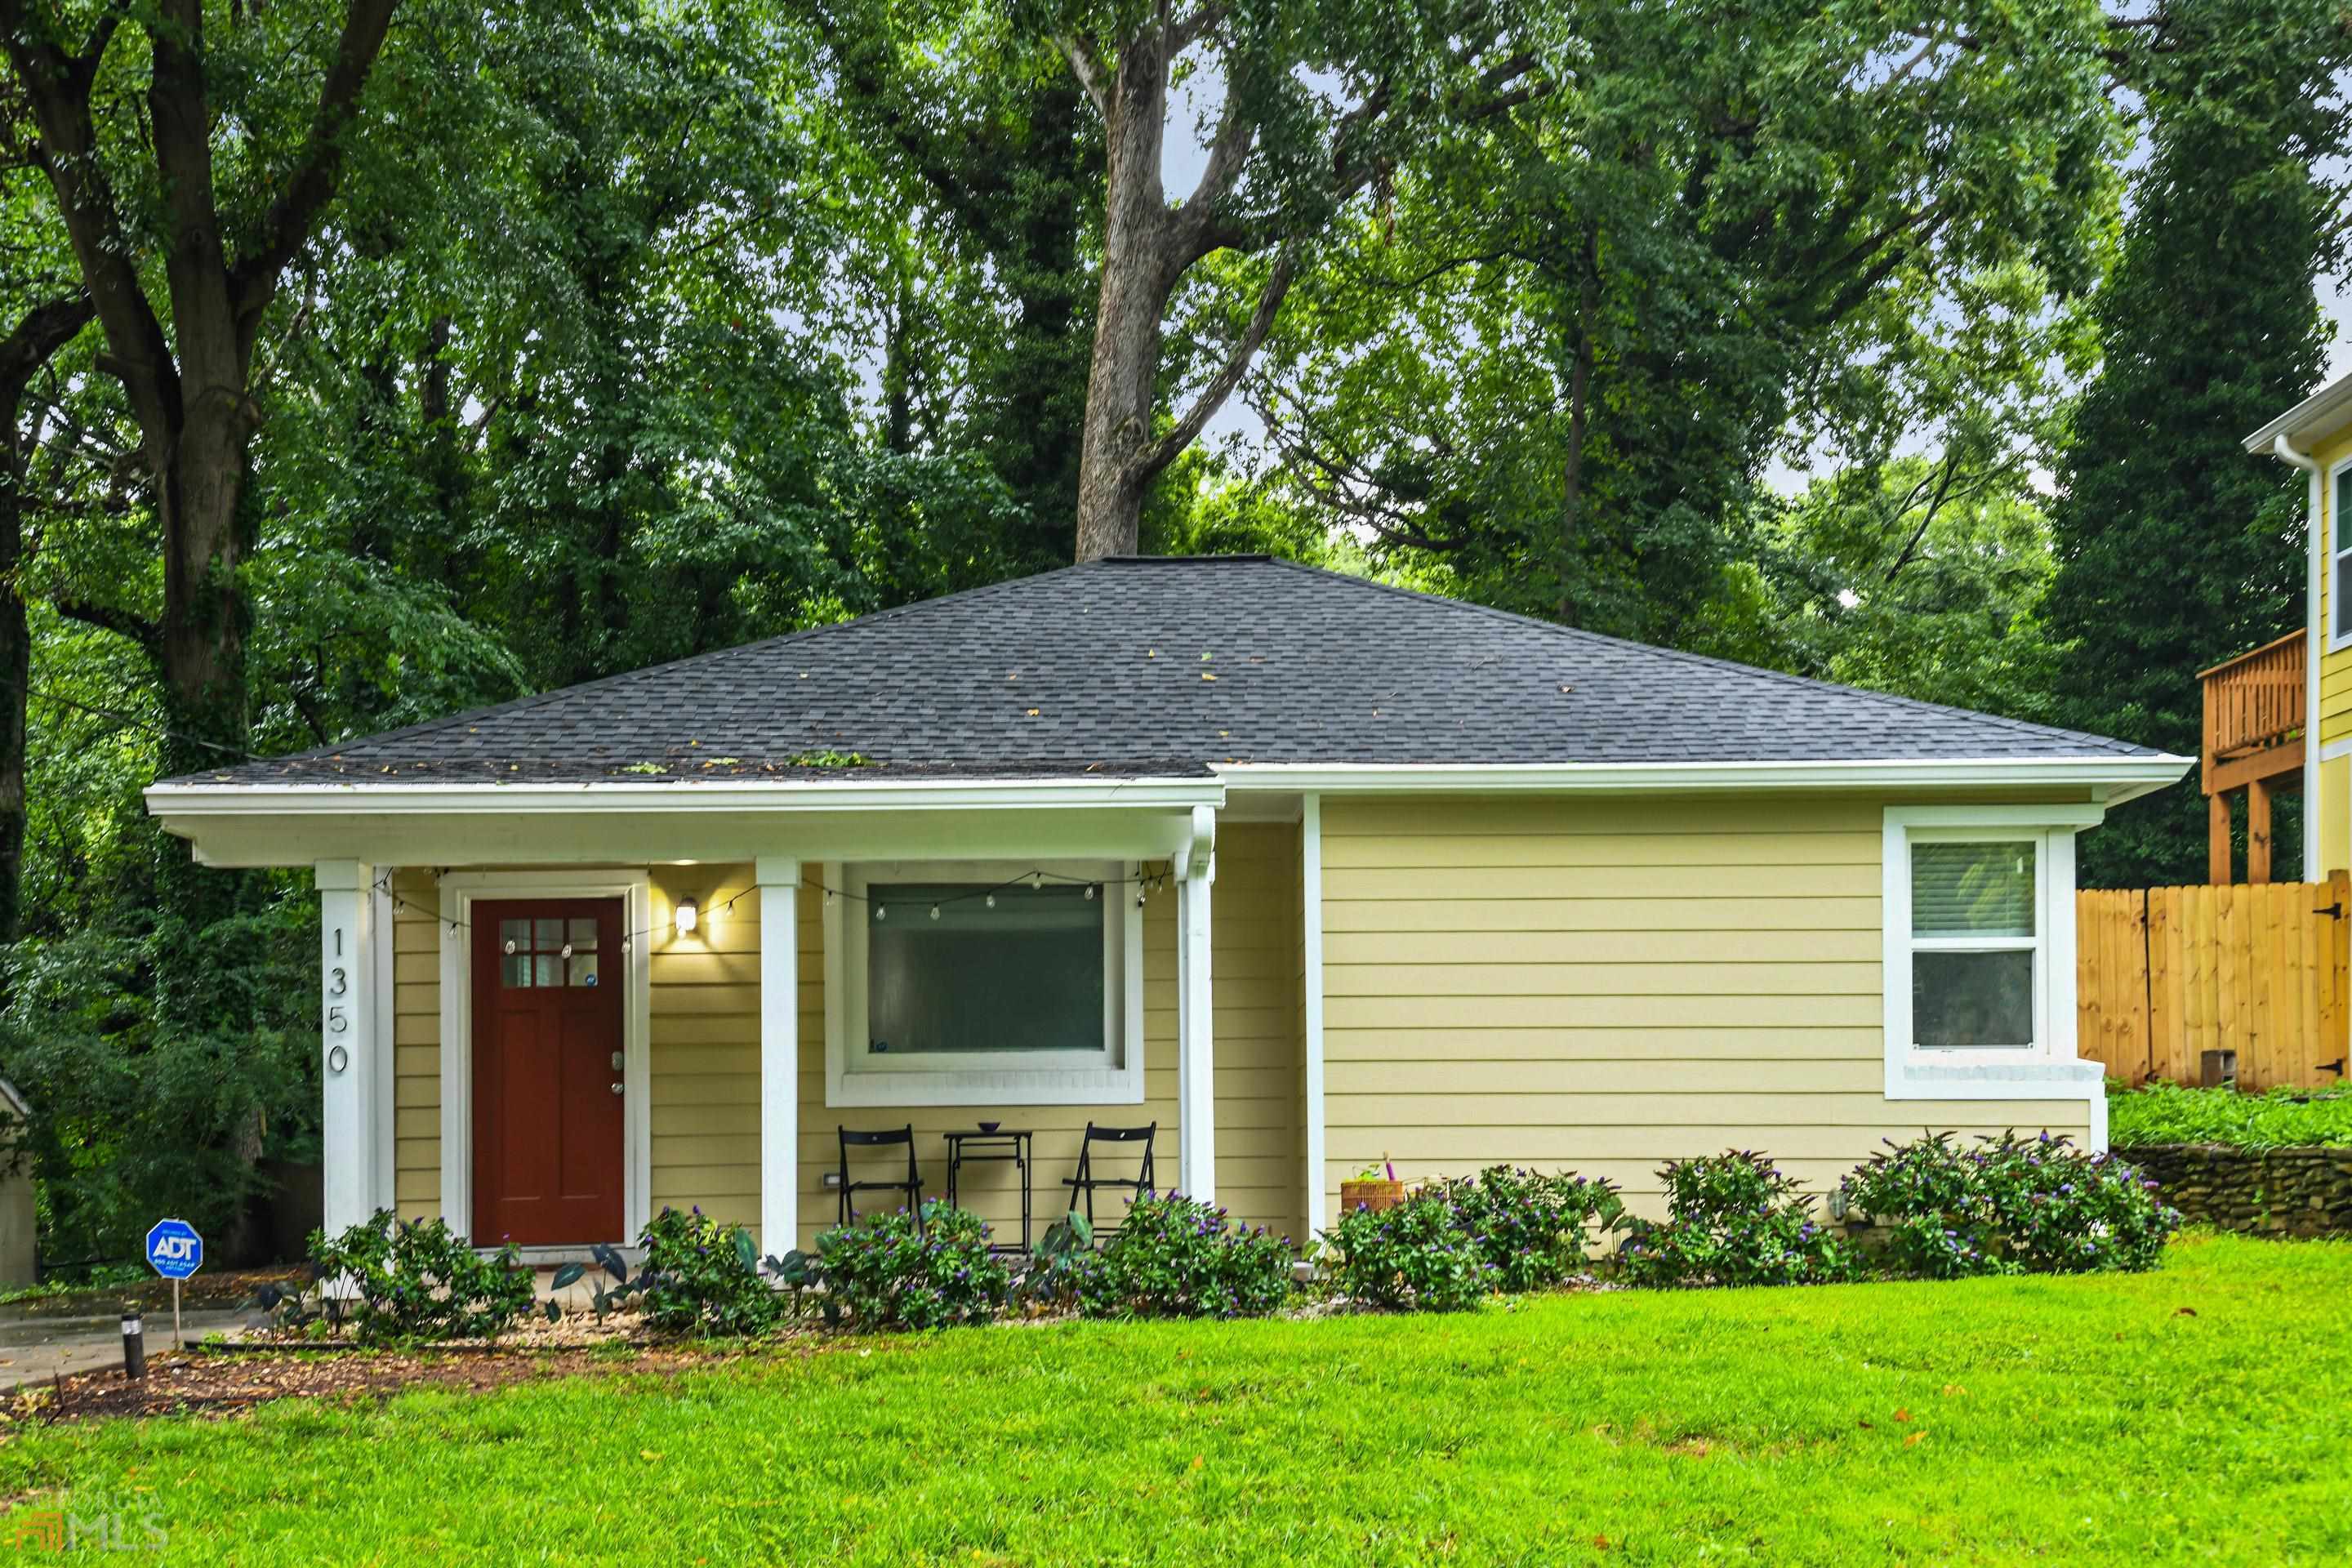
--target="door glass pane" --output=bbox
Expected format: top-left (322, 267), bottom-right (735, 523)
top-left (502, 953), bottom-right (533, 988)
top-left (535, 918), bottom-right (564, 948)
top-left (569, 952), bottom-right (600, 987)
top-left (1912, 842), bottom-right (2034, 938)
top-left (1914, 949), bottom-right (2034, 1047)
top-left (500, 918), bottom-right (529, 949)
top-left (568, 918), bottom-right (599, 951)
top-left (867, 881), bottom-right (1104, 1055)
top-left (533, 954), bottom-right (562, 987)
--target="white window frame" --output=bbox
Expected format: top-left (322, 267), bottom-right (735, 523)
top-left (2331, 454), bottom-right (2352, 651)
top-left (822, 858), bottom-right (1145, 1107)
top-left (1881, 807), bottom-right (2107, 1133)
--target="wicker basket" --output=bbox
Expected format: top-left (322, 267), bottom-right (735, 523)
top-left (1339, 1178), bottom-right (1408, 1215)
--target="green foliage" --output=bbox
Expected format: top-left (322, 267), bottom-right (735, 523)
top-left (2044, 0), bottom-right (2345, 887)
top-left (2109, 1080), bottom-right (2352, 1151)
top-left (622, 1207), bottom-right (782, 1338)
top-left (1325, 1193), bottom-right (1490, 1312)
top-left (1423, 1166), bottom-right (1624, 1293)
top-left (305, 1212), bottom-right (536, 1345)
top-left (1841, 1132), bottom-right (2180, 1277)
top-left (813, 1200), bottom-right (1009, 1330)
top-left (1071, 1193), bottom-right (1294, 1321)
top-left (1619, 1152), bottom-right (1855, 1289)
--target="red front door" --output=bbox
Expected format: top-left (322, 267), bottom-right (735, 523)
top-left (473, 899), bottom-right (624, 1245)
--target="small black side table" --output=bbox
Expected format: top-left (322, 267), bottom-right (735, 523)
top-left (943, 1128), bottom-right (1035, 1254)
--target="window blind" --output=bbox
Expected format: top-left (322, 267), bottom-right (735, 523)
top-left (1910, 841), bottom-right (2034, 940)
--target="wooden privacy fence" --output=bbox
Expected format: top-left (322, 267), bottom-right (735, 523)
top-left (2077, 873), bottom-right (2350, 1091)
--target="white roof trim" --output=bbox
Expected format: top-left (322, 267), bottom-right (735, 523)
top-left (142, 776), bottom-right (1228, 817)
top-left (2244, 369), bottom-right (2352, 454)
top-left (1212, 756), bottom-right (2189, 804)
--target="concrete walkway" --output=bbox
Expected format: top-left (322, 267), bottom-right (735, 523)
top-left (0, 1301), bottom-right (265, 1392)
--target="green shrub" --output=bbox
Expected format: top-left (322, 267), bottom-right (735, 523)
top-left (2108, 1080), bottom-right (2352, 1150)
top-left (1619, 1152), bottom-right (1853, 1289)
top-left (306, 1211), bottom-right (536, 1344)
top-left (1325, 1193), bottom-right (1490, 1312)
top-left (1427, 1166), bottom-right (1625, 1292)
top-left (814, 1200), bottom-right (1009, 1330)
top-left (1839, 1131), bottom-right (2180, 1276)
top-left (1073, 1192), bottom-right (1294, 1320)
top-left (1971, 1132), bottom-right (2179, 1273)
top-left (1836, 1133), bottom-right (2013, 1280)
top-left (625, 1206), bottom-right (782, 1336)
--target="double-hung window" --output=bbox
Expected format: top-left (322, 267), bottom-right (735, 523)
top-left (2333, 461), bottom-right (2352, 648)
top-left (1882, 808), bottom-right (2095, 1084)
top-left (825, 859), bottom-right (1143, 1107)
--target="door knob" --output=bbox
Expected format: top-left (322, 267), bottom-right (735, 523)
top-left (610, 1081), bottom-right (624, 1095)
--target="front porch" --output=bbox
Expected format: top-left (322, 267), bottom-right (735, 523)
top-left (315, 809), bottom-right (1312, 1262)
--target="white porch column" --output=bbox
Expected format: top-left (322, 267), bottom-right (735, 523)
top-left (756, 858), bottom-right (801, 1259)
top-left (1175, 807), bottom-right (1217, 1204)
top-left (1301, 795), bottom-right (1326, 1238)
top-left (315, 859), bottom-right (379, 1236)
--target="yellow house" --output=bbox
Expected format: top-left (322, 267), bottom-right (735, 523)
top-left (143, 556), bottom-right (2189, 1259)
top-left (2245, 376), bottom-right (2352, 879)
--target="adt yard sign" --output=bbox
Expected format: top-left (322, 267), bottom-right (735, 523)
top-left (145, 1218), bottom-right (202, 1280)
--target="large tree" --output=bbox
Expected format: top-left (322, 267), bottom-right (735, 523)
top-left (2044, 0), bottom-right (2350, 889)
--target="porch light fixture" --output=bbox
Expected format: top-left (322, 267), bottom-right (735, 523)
top-left (675, 898), bottom-right (698, 935)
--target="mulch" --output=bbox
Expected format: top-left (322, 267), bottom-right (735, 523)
top-left (0, 1337), bottom-right (822, 1428)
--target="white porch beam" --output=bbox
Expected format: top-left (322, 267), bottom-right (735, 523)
top-left (757, 857), bottom-right (802, 1259)
top-left (1300, 795), bottom-right (1325, 1238)
top-left (315, 859), bottom-right (378, 1237)
top-left (1175, 807), bottom-right (1216, 1204)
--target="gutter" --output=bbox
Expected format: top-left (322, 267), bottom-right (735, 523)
top-left (2262, 432), bottom-right (2324, 875)
top-left (142, 775), bottom-right (1230, 817)
top-left (1213, 756), bottom-right (2191, 805)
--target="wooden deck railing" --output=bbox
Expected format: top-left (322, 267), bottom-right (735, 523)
top-left (2200, 629), bottom-right (2305, 884)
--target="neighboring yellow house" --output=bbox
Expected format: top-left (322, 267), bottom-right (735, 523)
top-left (144, 557), bottom-right (2189, 1260)
top-left (2246, 376), bottom-right (2352, 879)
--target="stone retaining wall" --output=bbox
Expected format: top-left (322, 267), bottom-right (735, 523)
top-left (2121, 1144), bottom-right (2352, 1237)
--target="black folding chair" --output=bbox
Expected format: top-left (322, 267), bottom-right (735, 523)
top-left (1062, 1121), bottom-right (1156, 1238)
top-left (838, 1125), bottom-right (924, 1229)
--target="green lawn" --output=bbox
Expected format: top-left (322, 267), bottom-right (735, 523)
top-left (5, 1232), bottom-right (2347, 1566)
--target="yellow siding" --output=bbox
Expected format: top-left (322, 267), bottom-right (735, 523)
top-left (1317, 795), bottom-right (2091, 1223)
top-left (2314, 423), bottom-right (2352, 748)
top-left (391, 868), bottom-right (441, 1218)
top-left (2322, 753), bottom-right (2350, 882)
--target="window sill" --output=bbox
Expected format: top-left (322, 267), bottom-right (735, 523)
top-left (1885, 1054), bottom-right (2104, 1101)
top-left (827, 1065), bottom-right (1145, 1109)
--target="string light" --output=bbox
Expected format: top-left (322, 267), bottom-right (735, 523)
top-left (929, 904), bottom-right (941, 920)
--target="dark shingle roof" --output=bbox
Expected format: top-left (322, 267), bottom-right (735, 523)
top-left (172, 556), bottom-right (2161, 785)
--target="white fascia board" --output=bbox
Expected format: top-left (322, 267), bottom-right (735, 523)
top-left (144, 775), bottom-right (1227, 817)
top-left (1210, 756), bottom-right (2192, 800)
top-left (2243, 370), bottom-right (2352, 455)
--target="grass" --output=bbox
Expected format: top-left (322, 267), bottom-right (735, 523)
top-left (2109, 1079), bottom-right (2352, 1149)
top-left (4, 1232), bottom-right (2348, 1565)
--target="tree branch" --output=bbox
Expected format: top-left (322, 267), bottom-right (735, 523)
top-left (53, 596), bottom-right (159, 655)
top-left (1169, 3), bottom-right (1227, 54)
top-left (1125, 246), bottom-right (1298, 486)
top-left (1055, 32), bottom-right (1111, 118)
top-left (225, 0), bottom-right (400, 338)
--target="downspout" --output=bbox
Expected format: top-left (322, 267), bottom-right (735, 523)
top-left (2270, 434), bottom-right (2323, 875)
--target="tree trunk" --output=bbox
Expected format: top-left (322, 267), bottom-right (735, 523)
top-left (0, 296), bottom-right (94, 947)
top-left (1071, 33), bottom-right (1172, 564)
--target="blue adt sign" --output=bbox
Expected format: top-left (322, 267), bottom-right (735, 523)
top-left (145, 1218), bottom-right (203, 1280)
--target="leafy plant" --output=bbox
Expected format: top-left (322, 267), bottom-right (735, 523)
top-left (814, 1201), bottom-right (1009, 1330)
top-left (621, 1207), bottom-right (782, 1337)
top-left (1073, 1193), bottom-right (1294, 1320)
top-left (1426, 1166), bottom-right (1624, 1293)
top-left (1325, 1192), bottom-right (1491, 1312)
top-left (762, 1246), bottom-right (827, 1322)
top-left (1012, 1209), bottom-right (1094, 1312)
top-left (303, 1211), bottom-right (536, 1344)
top-left (1839, 1131), bottom-right (2181, 1276)
top-left (2108, 1080), bottom-right (2352, 1151)
top-left (1619, 1152), bottom-right (1854, 1289)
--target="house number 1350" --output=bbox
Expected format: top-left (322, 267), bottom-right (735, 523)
top-left (325, 925), bottom-right (350, 1072)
